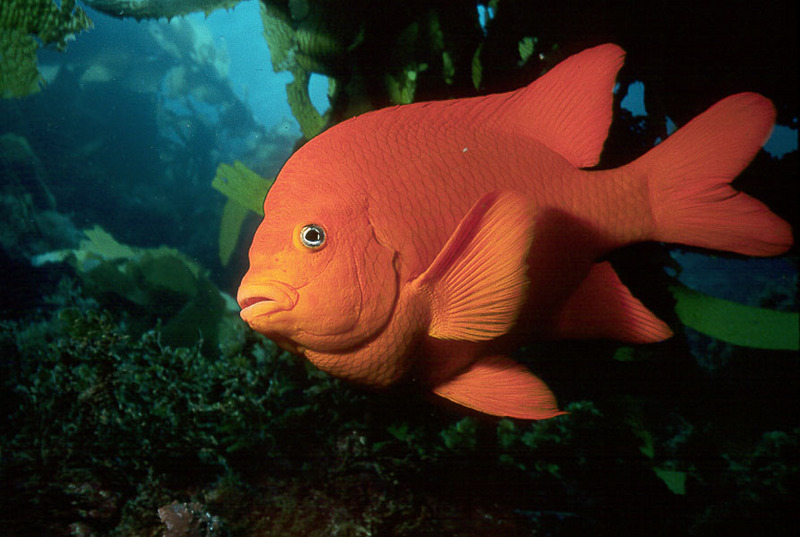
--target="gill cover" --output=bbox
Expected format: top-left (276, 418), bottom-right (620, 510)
top-left (240, 188), bottom-right (398, 354)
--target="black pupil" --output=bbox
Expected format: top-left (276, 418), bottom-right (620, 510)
top-left (305, 228), bottom-right (321, 244)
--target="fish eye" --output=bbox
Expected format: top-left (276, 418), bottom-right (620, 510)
top-left (299, 224), bottom-right (326, 249)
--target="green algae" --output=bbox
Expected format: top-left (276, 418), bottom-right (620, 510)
top-left (211, 160), bottom-right (273, 265)
top-left (32, 226), bottom-right (233, 354)
top-left (1, 0), bottom-right (93, 98)
top-left (671, 284), bottom-right (799, 351)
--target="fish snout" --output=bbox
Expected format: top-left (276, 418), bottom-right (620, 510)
top-left (237, 281), bottom-right (299, 323)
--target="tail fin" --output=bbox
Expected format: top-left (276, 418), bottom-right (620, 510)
top-left (631, 92), bottom-right (792, 256)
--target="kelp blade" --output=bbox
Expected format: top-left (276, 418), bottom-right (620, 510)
top-left (670, 285), bottom-right (799, 351)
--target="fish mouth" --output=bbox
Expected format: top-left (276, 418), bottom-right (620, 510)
top-left (237, 281), bottom-right (299, 323)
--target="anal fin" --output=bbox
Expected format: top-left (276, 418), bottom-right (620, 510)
top-left (551, 261), bottom-right (672, 342)
top-left (432, 355), bottom-right (566, 420)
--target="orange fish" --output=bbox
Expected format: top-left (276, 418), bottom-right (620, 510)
top-left (237, 44), bottom-right (792, 419)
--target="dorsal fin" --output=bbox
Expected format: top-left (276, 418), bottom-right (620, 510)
top-left (498, 43), bottom-right (625, 168)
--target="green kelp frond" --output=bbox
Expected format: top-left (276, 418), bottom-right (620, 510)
top-left (78, 224), bottom-right (137, 261)
top-left (518, 36), bottom-right (538, 66)
top-left (212, 161), bottom-right (271, 216)
top-left (32, 226), bottom-right (234, 354)
top-left (212, 161), bottom-right (273, 265)
top-left (31, 225), bottom-right (134, 268)
top-left (218, 200), bottom-right (251, 266)
top-left (32, 225), bottom-right (203, 278)
top-left (653, 467), bottom-right (687, 495)
top-left (670, 284), bottom-right (799, 351)
top-left (0, 0), bottom-right (93, 98)
top-left (471, 44), bottom-right (483, 90)
top-left (81, 0), bottom-right (242, 21)
top-left (286, 67), bottom-right (328, 139)
top-left (259, 2), bottom-right (334, 139)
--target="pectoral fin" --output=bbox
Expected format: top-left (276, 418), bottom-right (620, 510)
top-left (414, 191), bottom-right (535, 341)
top-left (432, 355), bottom-right (565, 420)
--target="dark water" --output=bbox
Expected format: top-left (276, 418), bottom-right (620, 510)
top-left (1, 2), bottom-right (797, 536)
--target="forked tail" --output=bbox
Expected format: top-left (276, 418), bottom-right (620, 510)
top-left (629, 92), bottom-right (792, 256)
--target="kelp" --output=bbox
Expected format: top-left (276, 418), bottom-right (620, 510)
top-left (671, 284), bottom-right (799, 351)
top-left (259, 1), bottom-right (335, 138)
top-left (211, 161), bottom-right (273, 265)
top-left (32, 225), bottom-right (237, 354)
top-left (0, 0), bottom-right (93, 98)
top-left (218, 200), bottom-right (252, 266)
top-left (81, 0), bottom-right (242, 21)
top-left (211, 161), bottom-right (271, 217)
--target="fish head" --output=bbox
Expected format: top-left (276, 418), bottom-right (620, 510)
top-left (237, 180), bottom-right (398, 356)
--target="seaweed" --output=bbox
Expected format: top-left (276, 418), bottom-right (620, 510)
top-left (1, 2), bottom-right (795, 535)
top-left (32, 226), bottom-right (233, 354)
top-left (671, 284), bottom-right (799, 351)
top-left (211, 161), bottom-right (273, 266)
top-left (0, 0), bottom-right (93, 98)
top-left (81, 0), bottom-right (241, 21)
top-left (0, 305), bottom-right (285, 534)
top-left (2, 294), bottom-right (797, 535)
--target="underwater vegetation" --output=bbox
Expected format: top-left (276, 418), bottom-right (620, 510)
top-left (1, 1), bottom-right (797, 536)
top-left (2, 9), bottom-right (298, 278)
top-left (1, 144), bottom-right (797, 537)
top-left (670, 284), bottom-right (798, 351)
top-left (212, 161), bottom-right (273, 266)
top-left (31, 225), bottom-right (239, 355)
top-left (83, 0), bottom-right (242, 21)
top-left (0, 0), bottom-right (93, 97)
top-left (2, 291), bottom-right (798, 535)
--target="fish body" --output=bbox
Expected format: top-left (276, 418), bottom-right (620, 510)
top-left (238, 44), bottom-right (792, 419)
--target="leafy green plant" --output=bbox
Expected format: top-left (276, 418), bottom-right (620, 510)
top-left (0, 304), bottom-right (337, 533)
top-left (671, 284), bottom-right (799, 351)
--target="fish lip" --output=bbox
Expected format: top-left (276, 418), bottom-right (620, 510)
top-left (237, 281), bottom-right (298, 321)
